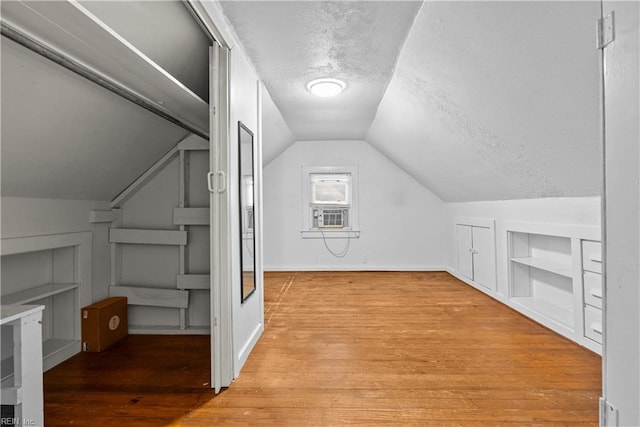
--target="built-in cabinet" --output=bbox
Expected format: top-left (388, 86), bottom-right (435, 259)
top-left (581, 240), bottom-right (603, 347)
top-left (455, 218), bottom-right (496, 292)
top-left (1, 232), bottom-right (92, 380)
top-left (505, 221), bottom-right (602, 354)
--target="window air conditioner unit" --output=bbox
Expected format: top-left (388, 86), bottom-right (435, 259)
top-left (312, 207), bottom-right (349, 229)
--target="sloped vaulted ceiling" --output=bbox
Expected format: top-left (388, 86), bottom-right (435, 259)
top-left (222, 1), bottom-right (602, 203)
top-left (219, 1), bottom-right (422, 141)
top-left (1, 0), bottom-right (208, 201)
top-left (1, 37), bottom-right (189, 200)
top-left (366, 1), bottom-right (602, 202)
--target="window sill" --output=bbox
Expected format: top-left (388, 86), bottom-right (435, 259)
top-left (301, 230), bottom-right (360, 239)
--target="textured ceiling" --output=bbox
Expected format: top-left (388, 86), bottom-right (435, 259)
top-left (367, 1), bottom-right (602, 201)
top-left (219, 1), bottom-right (422, 141)
top-left (221, 0), bottom-right (602, 202)
top-left (1, 0), bottom-right (603, 203)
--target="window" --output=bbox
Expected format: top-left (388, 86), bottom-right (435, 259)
top-left (309, 173), bottom-right (351, 230)
top-left (310, 174), bottom-right (351, 205)
top-left (301, 166), bottom-right (360, 238)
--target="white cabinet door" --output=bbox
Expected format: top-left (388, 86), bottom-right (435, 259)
top-left (456, 225), bottom-right (473, 280)
top-left (472, 226), bottom-right (496, 290)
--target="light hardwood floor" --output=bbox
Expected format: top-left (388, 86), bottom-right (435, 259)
top-left (44, 271), bottom-right (601, 425)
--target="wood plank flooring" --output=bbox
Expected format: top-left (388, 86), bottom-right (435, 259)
top-left (44, 271), bottom-right (601, 425)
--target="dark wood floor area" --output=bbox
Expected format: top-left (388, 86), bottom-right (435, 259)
top-left (44, 272), bottom-right (602, 425)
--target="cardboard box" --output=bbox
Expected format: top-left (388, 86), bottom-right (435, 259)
top-left (82, 297), bottom-right (128, 352)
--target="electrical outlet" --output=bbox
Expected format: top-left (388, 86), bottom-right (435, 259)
top-left (362, 256), bottom-right (368, 264)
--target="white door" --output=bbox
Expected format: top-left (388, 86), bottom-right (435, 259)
top-left (601, 1), bottom-right (640, 424)
top-left (472, 226), bottom-right (496, 291)
top-left (456, 225), bottom-right (473, 280)
top-left (208, 44), bottom-right (233, 393)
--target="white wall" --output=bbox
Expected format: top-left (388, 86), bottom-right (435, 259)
top-left (229, 46), bottom-right (264, 376)
top-left (446, 197), bottom-right (601, 296)
top-left (1, 197), bottom-right (111, 302)
top-left (261, 86), bottom-right (294, 166)
top-left (263, 140), bottom-right (446, 271)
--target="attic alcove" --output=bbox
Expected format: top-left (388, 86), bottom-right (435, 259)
top-left (1, 0), bottom-right (215, 367)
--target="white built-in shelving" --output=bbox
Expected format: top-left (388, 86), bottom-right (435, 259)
top-left (1, 283), bottom-right (80, 377)
top-left (509, 257), bottom-right (573, 278)
top-left (1, 304), bottom-right (45, 426)
top-left (1, 232), bottom-right (92, 379)
top-left (505, 221), bottom-right (602, 353)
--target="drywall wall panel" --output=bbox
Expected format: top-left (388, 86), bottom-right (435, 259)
top-left (0, 38), bottom-right (189, 201)
top-left (263, 140), bottom-right (446, 270)
top-left (261, 86), bottom-right (294, 166)
top-left (229, 47), bottom-right (264, 376)
top-left (446, 197), bottom-right (601, 297)
top-left (1, 197), bottom-right (111, 301)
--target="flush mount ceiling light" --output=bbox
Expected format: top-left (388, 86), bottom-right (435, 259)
top-left (306, 78), bottom-right (346, 97)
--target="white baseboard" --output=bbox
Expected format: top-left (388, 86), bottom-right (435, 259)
top-left (264, 265), bottom-right (446, 272)
top-left (445, 267), bottom-right (507, 304)
top-left (235, 322), bottom-right (263, 377)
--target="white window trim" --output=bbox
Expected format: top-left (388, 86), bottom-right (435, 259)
top-left (301, 165), bottom-right (360, 239)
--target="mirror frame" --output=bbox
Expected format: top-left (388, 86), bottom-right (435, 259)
top-left (238, 121), bottom-right (256, 304)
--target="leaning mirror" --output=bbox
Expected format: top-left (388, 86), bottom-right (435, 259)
top-left (238, 121), bottom-right (256, 303)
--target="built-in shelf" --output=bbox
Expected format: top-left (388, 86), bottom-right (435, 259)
top-left (0, 304), bottom-right (45, 423)
top-left (301, 230), bottom-right (360, 239)
top-left (129, 324), bottom-right (209, 335)
top-left (510, 296), bottom-right (574, 330)
top-left (109, 229), bottom-right (187, 246)
top-left (173, 208), bottom-right (209, 226)
top-left (178, 135), bottom-right (209, 151)
top-left (504, 221), bottom-right (603, 354)
top-left (43, 338), bottom-right (79, 361)
top-left (2, 338), bottom-right (79, 383)
top-left (1, 283), bottom-right (78, 306)
top-left (1, 284), bottom-right (80, 373)
top-left (1, 232), bottom-right (90, 376)
top-left (109, 135), bottom-right (210, 334)
top-left (109, 285), bottom-right (189, 309)
top-left (177, 274), bottom-right (210, 290)
top-left (1, 354), bottom-right (15, 383)
top-left (509, 257), bottom-right (572, 278)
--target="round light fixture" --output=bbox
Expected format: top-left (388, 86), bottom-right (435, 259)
top-left (306, 78), bottom-right (346, 97)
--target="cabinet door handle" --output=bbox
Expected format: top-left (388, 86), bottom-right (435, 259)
top-left (207, 171), bottom-right (227, 193)
top-left (590, 258), bottom-right (602, 263)
top-left (469, 248), bottom-right (479, 254)
top-left (590, 288), bottom-right (603, 299)
top-left (217, 171), bottom-right (226, 193)
top-left (590, 322), bottom-right (602, 334)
